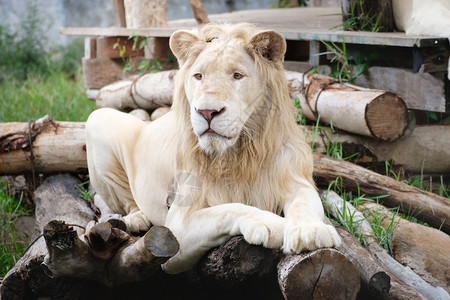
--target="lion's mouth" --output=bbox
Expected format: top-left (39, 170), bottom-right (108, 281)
top-left (201, 128), bottom-right (233, 140)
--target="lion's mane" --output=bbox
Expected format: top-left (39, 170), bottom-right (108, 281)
top-left (172, 23), bottom-right (315, 214)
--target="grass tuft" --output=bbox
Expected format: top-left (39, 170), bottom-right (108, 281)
top-left (0, 184), bottom-right (32, 277)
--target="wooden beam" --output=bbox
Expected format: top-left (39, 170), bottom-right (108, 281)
top-left (309, 40), bottom-right (327, 66)
top-left (82, 57), bottom-right (146, 89)
top-left (61, 26), bottom-right (448, 48)
top-left (84, 38), bottom-right (96, 59)
top-left (96, 37), bottom-right (145, 59)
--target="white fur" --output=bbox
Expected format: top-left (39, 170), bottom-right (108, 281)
top-left (86, 24), bottom-right (341, 274)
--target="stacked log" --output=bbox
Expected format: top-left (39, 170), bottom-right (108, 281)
top-left (95, 70), bottom-right (409, 142)
top-left (301, 124), bottom-right (450, 174)
top-left (359, 202), bottom-right (450, 293)
top-left (1, 174), bottom-right (361, 299)
top-left (321, 190), bottom-right (449, 299)
top-left (1, 120), bottom-right (448, 234)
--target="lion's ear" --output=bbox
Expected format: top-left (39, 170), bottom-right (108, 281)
top-left (170, 30), bottom-right (204, 66)
top-left (250, 30), bottom-right (286, 67)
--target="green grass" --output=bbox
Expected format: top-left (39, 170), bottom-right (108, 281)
top-left (0, 184), bottom-right (32, 277)
top-left (325, 177), bottom-right (396, 251)
top-left (0, 68), bottom-right (95, 122)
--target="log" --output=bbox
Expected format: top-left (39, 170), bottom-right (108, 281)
top-left (354, 67), bottom-right (448, 112)
top-left (286, 71), bottom-right (408, 141)
top-left (359, 202), bottom-right (450, 293)
top-left (129, 108), bottom-right (151, 121)
top-left (190, 0), bottom-right (210, 24)
top-left (124, 0), bottom-right (166, 28)
top-left (0, 174), bottom-right (180, 299)
top-left (0, 173), bottom-right (359, 299)
top-left (1, 121), bottom-right (448, 234)
top-left (43, 220), bottom-right (179, 286)
top-left (96, 70), bottom-right (176, 110)
top-left (151, 106), bottom-right (171, 121)
top-left (96, 70), bottom-right (408, 141)
top-left (1, 121), bottom-right (447, 230)
top-left (331, 225), bottom-right (391, 299)
top-left (278, 248), bottom-right (360, 300)
top-left (334, 226), bottom-right (427, 300)
top-left (313, 153), bottom-right (450, 234)
top-left (322, 190), bottom-right (449, 299)
top-left (302, 124), bottom-right (450, 174)
top-left (341, 0), bottom-right (395, 32)
top-left (195, 235), bottom-right (275, 286)
top-left (0, 174), bottom-right (95, 299)
top-left (0, 116), bottom-right (87, 175)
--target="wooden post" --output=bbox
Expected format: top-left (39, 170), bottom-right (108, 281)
top-left (190, 0), bottom-right (210, 25)
top-left (113, 0), bottom-right (126, 27)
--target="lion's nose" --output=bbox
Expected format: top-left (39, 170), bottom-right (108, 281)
top-left (196, 108), bottom-right (225, 124)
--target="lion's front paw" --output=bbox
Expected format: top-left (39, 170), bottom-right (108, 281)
top-left (283, 222), bottom-right (341, 254)
top-left (123, 211), bottom-right (152, 233)
top-left (238, 212), bottom-right (285, 249)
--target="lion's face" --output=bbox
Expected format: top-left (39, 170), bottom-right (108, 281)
top-left (184, 41), bottom-right (263, 155)
top-left (170, 24), bottom-right (287, 156)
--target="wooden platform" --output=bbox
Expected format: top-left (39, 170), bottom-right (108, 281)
top-left (61, 7), bottom-right (450, 112)
top-left (61, 7), bottom-right (448, 48)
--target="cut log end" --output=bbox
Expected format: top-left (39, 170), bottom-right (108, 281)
top-left (145, 225), bottom-right (179, 258)
top-left (365, 93), bottom-right (408, 141)
top-left (197, 235), bottom-right (275, 286)
top-left (369, 271), bottom-right (391, 296)
top-left (278, 248), bottom-right (360, 300)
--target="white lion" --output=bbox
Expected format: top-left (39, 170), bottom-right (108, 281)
top-left (85, 23), bottom-right (341, 274)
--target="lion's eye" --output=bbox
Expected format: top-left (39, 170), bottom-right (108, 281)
top-left (193, 73), bottom-right (203, 80)
top-left (233, 73), bottom-right (244, 80)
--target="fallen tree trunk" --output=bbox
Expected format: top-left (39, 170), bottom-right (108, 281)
top-left (359, 202), bottom-right (450, 293)
top-left (278, 248), bottom-right (360, 299)
top-left (0, 116), bottom-right (87, 175)
top-left (314, 153), bottom-right (450, 234)
top-left (302, 124), bottom-right (450, 174)
top-left (322, 190), bottom-right (449, 299)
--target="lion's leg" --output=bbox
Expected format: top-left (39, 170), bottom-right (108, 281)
top-left (283, 179), bottom-right (341, 253)
top-left (162, 203), bottom-right (285, 274)
top-left (86, 108), bottom-right (151, 233)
